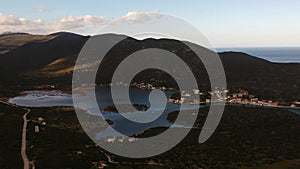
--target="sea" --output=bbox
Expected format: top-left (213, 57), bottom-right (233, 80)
top-left (216, 47), bottom-right (300, 63)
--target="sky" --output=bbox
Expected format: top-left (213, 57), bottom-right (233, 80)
top-left (0, 0), bottom-right (300, 47)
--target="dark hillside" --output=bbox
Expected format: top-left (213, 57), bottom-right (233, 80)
top-left (0, 33), bottom-right (299, 101)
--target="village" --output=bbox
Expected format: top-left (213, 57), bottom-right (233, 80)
top-left (169, 88), bottom-right (300, 108)
top-left (109, 81), bottom-right (300, 108)
top-left (95, 81), bottom-right (177, 91)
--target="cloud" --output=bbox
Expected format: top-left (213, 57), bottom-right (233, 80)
top-left (0, 13), bottom-right (25, 25)
top-left (0, 12), bottom-right (108, 34)
top-left (0, 11), bottom-right (162, 35)
top-left (113, 10), bottom-right (161, 24)
top-left (48, 15), bottom-right (108, 34)
top-left (0, 13), bottom-right (47, 34)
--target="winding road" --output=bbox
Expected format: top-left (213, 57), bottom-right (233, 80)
top-left (21, 108), bottom-right (30, 169)
top-left (0, 100), bottom-right (34, 169)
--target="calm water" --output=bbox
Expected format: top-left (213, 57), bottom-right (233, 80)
top-left (217, 47), bottom-right (300, 63)
top-left (9, 87), bottom-right (200, 138)
top-left (8, 87), bottom-right (300, 138)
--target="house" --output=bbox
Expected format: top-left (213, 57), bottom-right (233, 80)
top-left (179, 98), bottom-right (186, 104)
top-left (37, 117), bottom-right (44, 123)
top-left (106, 136), bottom-right (116, 143)
top-left (118, 137), bottom-right (125, 143)
top-left (293, 101), bottom-right (300, 107)
top-left (128, 137), bottom-right (137, 142)
top-left (76, 150), bottom-right (83, 155)
top-left (193, 89), bottom-right (200, 94)
top-left (251, 98), bottom-right (259, 103)
top-left (34, 125), bottom-right (40, 133)
top-left (98, 163), bottom-right (108, 169)
top-left (237, 90), bottom-right (248, 97)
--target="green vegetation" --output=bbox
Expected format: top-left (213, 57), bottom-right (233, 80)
top-left (0, 103), bottom-right (23, 169)
top-left (135, 106), bottom-right (300, 169)
top-left (103, 104), bottom-right (149, 113)
top-left (0, 33), bottom-right (53, 54)
top-left (167, 109), bottom-right (203, 127)
top-left (25, 106), bottom-right (108, 169)
top-left (1, 100), bottom-right (300, 168)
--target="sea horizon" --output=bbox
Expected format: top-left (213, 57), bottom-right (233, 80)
top-left (217, 46), bottom-right (300, 63)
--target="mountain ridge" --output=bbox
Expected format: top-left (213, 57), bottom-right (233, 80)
top-left (0, 32), bottom-right (299, 102)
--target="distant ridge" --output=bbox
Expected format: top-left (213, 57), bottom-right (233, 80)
top-left (49, 32), bottom-right (89, 40)
top-left (0, 31), bottom-right (29, 35)
top-left (50, 31), bottom-right (83, 36)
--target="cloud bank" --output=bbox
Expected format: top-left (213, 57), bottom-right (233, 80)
top-left (0, 11), bottom-right (161, 35)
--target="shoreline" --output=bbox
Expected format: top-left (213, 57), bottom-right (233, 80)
top-left (169, 101), bottom-right (300, 110)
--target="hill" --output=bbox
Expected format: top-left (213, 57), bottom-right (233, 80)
top-left (0, 32), bottom-right (89, 71)
top-left (0, 33), bottom-right (299, 102)
top-left (0, 32), bottom-right (54, 54)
